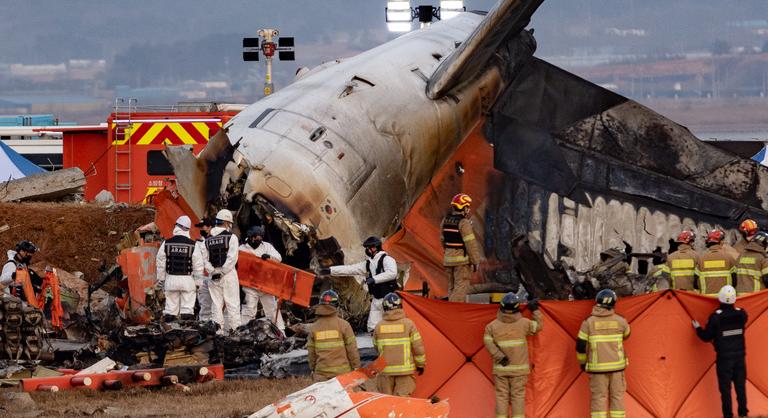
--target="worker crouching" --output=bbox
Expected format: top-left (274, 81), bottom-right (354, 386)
top-left (156, 216), bottom-right (204, 321)
top-left (484, 293), bottom-right (543, 418)
top-left (307, 290), bottom-right (360, 381)
top-left (373, 292), bottom-right (426, 397)
top-left (577, 289), bottom-right (630, 418)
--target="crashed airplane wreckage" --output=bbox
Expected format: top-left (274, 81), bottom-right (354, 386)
top-left (164, 0), bottom-right (768, 302)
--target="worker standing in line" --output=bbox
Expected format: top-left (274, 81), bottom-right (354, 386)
top-left (155, 216), bottom-right (204, 322)
top-left (576, 289), bottom-right (630, 418)
top-left (441, 193), bottom-right (483, 302)
top-left (734, 231), bottom-right (768, 295)
top-left (200, 209), bottom-right (241, 333)
top-left (373, 292), bottom-right (426, 397)
top-left (692, 285), bottom-right (748, 418)
top-left (321, 236), bottom-right (398, 332)
top-left (484, 293), bottom-right (543, 418)
top-left (732, 219), bottom-right (758, 257)
top-left (698, 229), bottom-right (737, 297)
top-left (307, 290), bottom-right (360, 381)
top-left (194, 218), bottom-right (214, 322)
top-left (1, 241), bottom-right (41, 302)
top-left (239, 225), bottom-right (285, 332)
top-left (654, 230), bottom-right (700, 291)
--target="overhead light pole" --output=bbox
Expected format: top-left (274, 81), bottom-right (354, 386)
top-left (242, 30), bottom-right (296, 97)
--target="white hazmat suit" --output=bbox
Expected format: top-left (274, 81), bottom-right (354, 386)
top-left (239, 241), bottom-right (285, 331)
top-left (200, 226), bottom-right (241, 332)
top-left (156, 226), bottom-right (205, 317)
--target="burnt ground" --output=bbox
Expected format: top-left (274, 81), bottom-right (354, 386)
top-left (2, 377), bottom-right (312, 417)
top-left (0, 202), bottom-right (155, 282)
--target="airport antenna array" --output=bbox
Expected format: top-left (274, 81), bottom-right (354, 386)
top-left (242, 29), bottom-right (295, 97)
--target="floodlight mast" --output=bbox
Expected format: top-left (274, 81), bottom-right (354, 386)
top-left (242, 29), bottom-right (295, 97)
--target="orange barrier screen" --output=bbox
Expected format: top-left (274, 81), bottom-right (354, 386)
top-left (153, 190), bottom-right (201, 240)
top-left (237, 251), bottom-right (315, 307)
top-left (401, 290), bottom-right (768, 417)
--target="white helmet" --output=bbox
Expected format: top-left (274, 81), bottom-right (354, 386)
top-left (215, 209), bottom-right (234, 224)
top-left (175, 215), bottom-right (191, 230)
top-left (718, 285), bottom-right (737, 304)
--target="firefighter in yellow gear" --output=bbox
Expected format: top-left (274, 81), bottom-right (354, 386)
top-left (373, 292), bottom-right (426, 396)
top-left (654, 230), bottom-right (700, 291)
top-left (577, 289), bottom-right (630, 418)
top-left (307, 290), bottom-right (360, 381)
top-left (698, 229), bottom-right (737, 296)
top-left (441, 193), bottom-right (483, 302)
top-left (735, 231), bottom-right (768, 294)
top-left (484, 293), bottom-right (543, 418)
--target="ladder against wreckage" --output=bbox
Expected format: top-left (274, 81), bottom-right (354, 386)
top-left (113, 97), bottom-right (136, 203)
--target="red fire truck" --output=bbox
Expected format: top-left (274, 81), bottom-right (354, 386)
top-left (60, 105), bottom-right (239, 203)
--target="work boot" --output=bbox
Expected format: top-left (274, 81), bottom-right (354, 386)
top-left (162, 314), bottom-right (177, 323)
top-left (179, 314), bottom-right (195, 321)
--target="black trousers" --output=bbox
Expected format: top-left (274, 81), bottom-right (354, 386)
top-left (716, 355), bottom-right (747, 418)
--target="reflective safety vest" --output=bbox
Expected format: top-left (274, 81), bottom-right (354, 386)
top-left (483, 310), bottom-right (543, 376)
top-left (373, 309), bottom-right (426, 376)
top-left (307, 309), bottom-right (360, 377)
top-left (735, 243), bottom-right (768, 294)
top-left (205, 230), bottom-right (232, 268)
top-left (656, 245), bottom-right (699, 291)
top-left (442, 214), bottom-right (466, 251)
top-left (164, 235), bottom-right (195, 276)
top-left (577, 308), bottom-right (630, 373)
top-left (698, 246), bottom-right (735, 296)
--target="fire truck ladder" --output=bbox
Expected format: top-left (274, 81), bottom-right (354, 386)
top-left (113, 97), bottom-right (137, 202)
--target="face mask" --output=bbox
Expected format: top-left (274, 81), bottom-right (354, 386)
top-left (249, 239), bottom-right (262, 249)
top-left (200, 230), bottom-right (209, 238)
top-left (22, 255), bottom-right (32, 264)
top-left (365, 247), bottom-right (377, 258)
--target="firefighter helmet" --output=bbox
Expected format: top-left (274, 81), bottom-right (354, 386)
top-left (383, 292), bottom-right (402, 311)
top-left (753, 231), bottom-right (768, 247)
top-left (15, 240), bottom-right (37, 254)
top-left (706, 229), bottom-right (725, 244)
top-left (595, 289), bottom-right (617, 309)
top-left (362, 236), bottom-right (383, 248)
top-left (718, 285), bottom-right (737, 304)
top-left (215, 209), bottom-right (234, 224)
top-left (319, 290), bottom-right (339, 307)
top-left (676, 230), bottom-right (695, 244)
top-left (500, 293), bottom-right (521, 313)
top-left (739, 219), bottom-right (758, 237)
top-left (450, 193), bottom-right (472, 210)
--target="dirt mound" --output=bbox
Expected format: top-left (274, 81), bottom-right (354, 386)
top-left (0, 202), bottom-right (154, 281)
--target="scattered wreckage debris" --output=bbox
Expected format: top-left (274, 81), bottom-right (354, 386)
top-left (0, 167), bottom-right (86, 202)
top-left (0, 294), bottom-right (53, 362)
top-left (250, 358), bottom-right (449, 418)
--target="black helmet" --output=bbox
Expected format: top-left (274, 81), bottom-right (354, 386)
top-left (753, 231), bottom-right (768, 247)
top-left (319, 290), bottom-right (339, 307)
top-left (383, 292), bottom-right (402, 311)
top-left (500, 293), bottom-right (521, 313)
top-left (362, 236), bottom-right (382, 248)
top-left (16, 240), bottom-right (37, 253)
top-left (247, 225), bottom-right (265, 238)
top-left (595, 289), bottom-right (617, 309)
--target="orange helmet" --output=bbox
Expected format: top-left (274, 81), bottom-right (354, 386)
top-left (706, 229), bottom-right (725, 244)
top-left (739, 219), bottom-right (758, 237)
top-left (451, 193), bottom-right (472, 210)
top-left (676, 230), bottom-right (695, 244)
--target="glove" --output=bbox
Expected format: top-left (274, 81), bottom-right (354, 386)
top-left (472, 264), bottom-right (478, 272)
top-left (692, 319), bottom-right (700, 329)
top-left (261, 254), bottom-right (271, 260)
top-left (500, 356), bottom-right (509, 366)
top-left (365, 276), bottom-right (376, 286)
top-left (211, 273), bottom-right (222, 282)
top-left (319, 267), bottom-right (331, 276)
top-left (416, 367), bottom-right (425, 376)
top-left (580, 363), bottom-right (586, 372)
top-left (527, 298), bottom-right (540, 312)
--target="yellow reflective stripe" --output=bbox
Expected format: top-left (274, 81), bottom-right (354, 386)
top-left (315, 330), bottom-right (340, 340)
top-left (577, 331), bottom-right (589, 340)
top-left (530, 321), bottom-right (538, 333)
top-left (377, 337), bottom-right (411, 345)
top-left (698, 270), bottom-right (732, 277)
top-left (316, 364), bottom-right (352, 373)
top-left (591, 412), bottom-right (608, 417)
top-left (483, 335), bottom-right (494, 342)
top-left (610, 411), bottom-right (626, 417)
top-left (587, 334), bottom-right (624, 343)
top-left (413, 354), bottom-right (426, 364)
top-left (314, 340), bottom-right (345, 349)
top-left (411, 332), bottom-right (422, 341)
top-left (762, 267), bottom-right (768, 275)
top-left (703, 260), bottom-right (726, 269)
top-left (493, 363), bottom-right (529, 372)
top-left (670, 270), bottom-right (695, 276)
top-left (739, 257), bottom-right (756, 265)
top-left (497, 339), bottom-right (526, 347)
top-left (587, 360), bottom-right (627, 371)
top-left (344, 336), bottom-right (356, 344)
top-left (383, 364), bottom-right (416, 373)
top-left (379, 324), bottom-right (405, 333)
top-left (576, 353), bottom-right (587, 362)
top-left (462, 233), bottom-right (476, 242)
top-left (445, 255), bottom-right (469, 263)
top-left (671, 259), bottom-right (695, 269)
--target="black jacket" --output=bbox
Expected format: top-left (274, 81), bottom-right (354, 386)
top-left (696, 304), bottom-right (748, 358)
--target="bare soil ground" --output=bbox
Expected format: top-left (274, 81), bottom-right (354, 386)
top-left (0, 202), bottom-right (154, 282)
top-left (2, 377), bottom-right (312, 417)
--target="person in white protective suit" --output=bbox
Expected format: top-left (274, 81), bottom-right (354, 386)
top-left (155, 216), bottom-right (205, 321)
top-left (321, 236), bottom-right (398, 332)
top-left (194, 217), bottom-right (214, 321)
top-left (239, 225), bottom-right (286, 332)
top-left (199, 209), bottom-right (241, 333)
